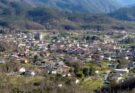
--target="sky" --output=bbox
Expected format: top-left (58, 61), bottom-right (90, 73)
top-left (116, 0), bottom-right (135, 5)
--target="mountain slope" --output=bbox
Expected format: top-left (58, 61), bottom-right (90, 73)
top-left (0, 0), bottom-right (135, 31)
top-left (21, 0), bottom-right (121, 13)
top-left (109, 5), bottom-right (135, 21)
top-left (0, 0), bottom-right (45, 29)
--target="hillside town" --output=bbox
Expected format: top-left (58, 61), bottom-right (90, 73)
top-left (0, 30), bottom-right (135, 92)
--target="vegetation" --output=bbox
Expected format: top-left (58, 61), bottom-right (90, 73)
top-left (80, 79), bottom-right (103, 90)
top-left (0, 0), bottom-right (135, 30)
top-left (109, 5), bottom-right (135, 21)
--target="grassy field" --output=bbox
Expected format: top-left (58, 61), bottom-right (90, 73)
top-left (80, 77), bottom-right (103, 90)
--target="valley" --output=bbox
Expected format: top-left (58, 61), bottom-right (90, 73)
top-left (0, 0), bottom-right (135, 93)
top-left (0, 29), bottom-right (135, 93)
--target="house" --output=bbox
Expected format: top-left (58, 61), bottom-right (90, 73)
top-left (128, 62), bottom-right (135, 69)
top-left (104, 74), bottom-right (109, 81)
top-left (110, 76), bottom-right (124, 85)
top-left (0, 59), bottom-right (5, 64)
top-left (18, 58), bottom-right (29, 64)
top-left (19, 67), bottom-right (26, 73)
top-left (34, 33), bottom-right (44, 41)
top-left (58, 84), bottom-right (63, 88)
top-left (58, 65), bottom-right (70, 74)
top-left (62, 73), bottom-right (71, 77)
top-left (114, 68), bottom-right (129, 74)
top-left (24, 71), bottom-right (36, 77)
top-left (125, 56), bottom-right (129, 60)
top-left (75, 79), bottom-right (80, 84)
top-left (56, 61), bottom-right (65, 66)
top-left (108, 64), bottom-right (118, 68)
top-left (108, 57), bottom-right (112, 61)
top-left (50, 70), bottom-right (57, 75)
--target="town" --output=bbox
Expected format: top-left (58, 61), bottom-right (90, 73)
top-left (0, 29), bottom-right (135, 93)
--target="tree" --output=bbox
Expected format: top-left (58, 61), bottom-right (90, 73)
top-left (83, 67), bottom-right (90, 77)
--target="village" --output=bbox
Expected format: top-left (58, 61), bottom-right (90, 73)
top-left (0, 30), bottom-right (135, 91)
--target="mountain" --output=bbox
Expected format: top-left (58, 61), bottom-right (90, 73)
top-left (0, 0), bottom-right (47, 29)
top-left (109, 5), bottom-right (135, 21)
top-left (21, 0), bottom-right (121, 13)
top-left (0, 0), bottom-right (135, 31)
